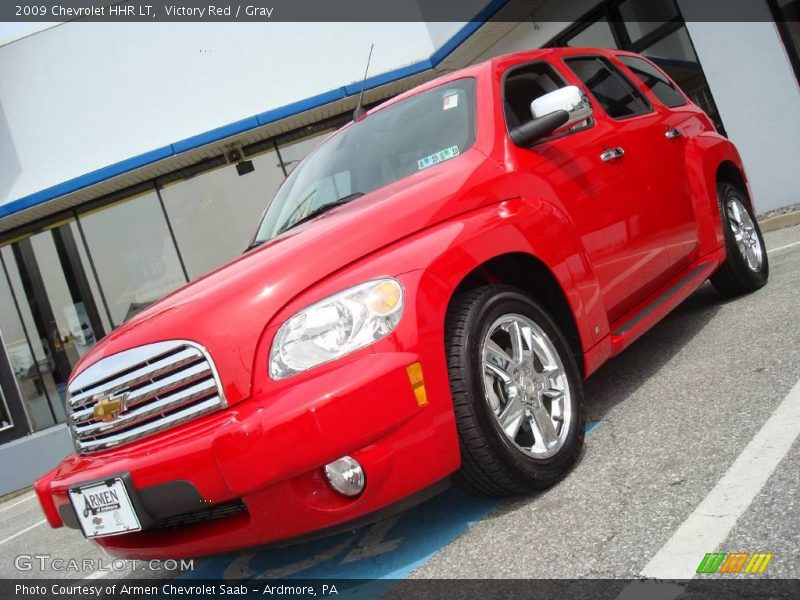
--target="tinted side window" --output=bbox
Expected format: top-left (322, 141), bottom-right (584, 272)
top-left (565, 56), bottom-right (651, 119)
top-left (503, 63), bottom-right (566, 130)
top-left (619, 55), bottom-right (687, 108)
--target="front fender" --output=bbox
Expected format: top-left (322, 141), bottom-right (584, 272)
top-left (413, 198), bottom-right (605, 355)
top-left (260, 198), bottom-right (606, 383)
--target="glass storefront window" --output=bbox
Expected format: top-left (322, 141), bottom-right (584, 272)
top-left (161, 147), bottom-right (287, 279)
top-left (0, 385), bottom-right (12, 431)
top-left (641, 25), bottom-right (696, 64)
top-left (78, 188), bottom-right (188, 325)
top-left (566, 19), bottom-right (618, 49)
top-left (772, 0), bottom-right (800, 84)
top-left (277, 130), bottom-right (333, 175)
top-left (619, 0), bottom-right (680, 43)
top-left (0, 217), bottom-right (114, 435)
top-left (29, 230), bottom-right (98, 364)
top-left (1, 247), bottom-right (63, 430)
top-left (70, 221), bottom-right (114, 335)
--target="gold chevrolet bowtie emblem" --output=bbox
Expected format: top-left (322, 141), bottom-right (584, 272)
top-left (92, 393), bottom-right (127, 421)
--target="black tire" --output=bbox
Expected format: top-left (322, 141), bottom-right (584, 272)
top-left (710, 181), bottom-right (768, 297)
top-left (445, 285), bottom-right (584, 497)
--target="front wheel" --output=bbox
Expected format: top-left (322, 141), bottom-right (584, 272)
top-left (710, 182), bottom-right (768, 297)
top-left (445, 286), bottom-right (584, 497)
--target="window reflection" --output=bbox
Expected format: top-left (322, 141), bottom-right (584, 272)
top-left (619, 0), bottom-right (680, 43)
top-left (0, 384), bottom-right (12, 431)
top-left (277, 130), bottom-right (334, 175)
top-left (161, 147), bottom-right (287, 279)
top-left (566, 56), bottom-right (652, 119)
top-left (29, 230), bottom-right (98, 364)
top-left (69, 221), bottom-right (113, 335)
top-left (567, 19), bottom-right (618, 49)
top-left (1, 247), bottom-right (62, 430)
top-left (619, 55), bottom-right (687, 108)
top-left (78, 188), bottom-right (188, 325)
top-left (772, 0), bottom-right (800, 85)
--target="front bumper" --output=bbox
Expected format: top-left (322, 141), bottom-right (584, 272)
top-left (35, 347), bottom-right (460, 559)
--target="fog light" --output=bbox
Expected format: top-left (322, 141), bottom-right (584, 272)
top-left (323, 456), bottom-right (365, 497)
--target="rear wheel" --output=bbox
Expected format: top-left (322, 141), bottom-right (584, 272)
top-left (445, 286), bottom-right (584, 497)
top-left (710, 181), bottom-right (768, 297)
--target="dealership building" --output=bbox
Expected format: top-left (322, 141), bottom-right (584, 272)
top-left (0, 0), bottom-right (799, 493)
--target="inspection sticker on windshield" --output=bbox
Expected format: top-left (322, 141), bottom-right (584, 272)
top-left (418, 145), bottom-right (460, 171)
top-left (443, 92), bottom-right (459, 110)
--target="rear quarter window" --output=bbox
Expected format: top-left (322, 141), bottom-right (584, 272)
top-left (618, 55), bottom-right (687, 108)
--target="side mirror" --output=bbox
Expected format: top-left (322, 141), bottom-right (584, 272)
top-left (509, 86), bottom-right (593, 147)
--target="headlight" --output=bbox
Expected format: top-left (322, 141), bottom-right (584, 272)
top-left (269, 278), bottom-right (404, 379)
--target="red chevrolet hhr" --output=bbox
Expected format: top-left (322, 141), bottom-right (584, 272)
top-left (35, 48), bottom-right (768, 559)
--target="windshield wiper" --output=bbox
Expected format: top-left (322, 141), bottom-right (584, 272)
top-left (244, 239), bottom-right (266, 252)
top-left (279, 192), bottom-right (365, 234)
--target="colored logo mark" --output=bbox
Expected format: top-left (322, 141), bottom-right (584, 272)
top-left (696, 552), bottom-right (774, 574)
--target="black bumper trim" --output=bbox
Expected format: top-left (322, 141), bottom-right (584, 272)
top-left (59, 477), bottom-right (213, 530)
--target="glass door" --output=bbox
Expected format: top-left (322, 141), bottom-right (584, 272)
top-left (1, 221), bottom-right (109, 427)
top-left (0, 329), bottom-right (29, 445)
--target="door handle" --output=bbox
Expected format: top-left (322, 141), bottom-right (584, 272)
top-left (600, 147), bottom-right (625, 162)
top-left (665, 128), bottom-right (682, 139)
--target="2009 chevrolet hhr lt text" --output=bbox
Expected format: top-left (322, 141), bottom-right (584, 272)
top-left (35, 48), bottom-right (768, 559)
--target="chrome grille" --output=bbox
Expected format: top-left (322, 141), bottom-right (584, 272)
top-left (67, 340), bottom-right (226, 454)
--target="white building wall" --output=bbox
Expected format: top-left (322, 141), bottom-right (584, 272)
top-left (679, 1), bottom-right (800, 213)
top-left (0, 21), bottom-right (438, 206)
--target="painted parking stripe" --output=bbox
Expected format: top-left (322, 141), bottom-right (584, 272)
top-left (641, 376), bottom-right (800, 579)
top-left (768, 239), bottom-right (800, 254)
top-left (0, 492), bottom-right (35, 514)
top-left (0, 519), bottom-right (45, 546)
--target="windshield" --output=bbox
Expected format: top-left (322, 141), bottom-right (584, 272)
top-left (253, 77), bottom-right (477, 243)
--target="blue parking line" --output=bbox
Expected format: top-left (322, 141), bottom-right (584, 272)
top-left (181, 421), bottom-right (600, 585)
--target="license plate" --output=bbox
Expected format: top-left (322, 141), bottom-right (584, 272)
top-left (68, 478), bottom-right (141, 538)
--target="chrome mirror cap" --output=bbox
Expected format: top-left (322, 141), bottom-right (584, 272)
top-left (530, 85), bottom-right (593, 130)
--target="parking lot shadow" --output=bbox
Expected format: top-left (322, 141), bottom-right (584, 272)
top-left (582, 282), bottom-right (722, 423)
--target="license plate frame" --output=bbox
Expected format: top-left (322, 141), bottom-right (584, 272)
top-left (68, 477), bottom-right (142, 538)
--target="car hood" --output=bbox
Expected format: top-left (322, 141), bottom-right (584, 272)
top-left (71, 150), bottom-right (508, 403)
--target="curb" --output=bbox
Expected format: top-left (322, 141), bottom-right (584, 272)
top-left (758, 209), bottom-right (800, 233)
top-left (0, 486), bottom-right (33, 504)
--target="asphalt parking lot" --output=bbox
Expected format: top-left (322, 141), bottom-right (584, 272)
top-left (2, 223), bottom-right (799, 583)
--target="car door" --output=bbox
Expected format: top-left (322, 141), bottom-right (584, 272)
top-left (615, 53), bottom-right (702, 271)
top-left (565, 55), bottom-right (699, 279)
top-left (501, 60), bottom-right (669, 324)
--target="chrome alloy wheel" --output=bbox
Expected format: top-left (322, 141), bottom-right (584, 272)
top-left (481, 314), bottom-right (572, 459)
top-left (727, 197), bottom-right (763, 272)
